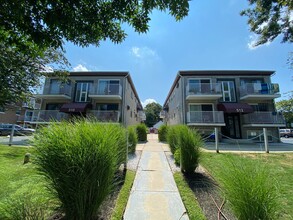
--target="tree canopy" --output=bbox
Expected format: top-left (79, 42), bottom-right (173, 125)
top-left (276, 93), bottom-right (293, 127)
top-left (1, 0), bottom-right (189, 49)
top-left (241, 0), bottom-right (293, 47)
top-left (144, 102), bottom-right (162, 127)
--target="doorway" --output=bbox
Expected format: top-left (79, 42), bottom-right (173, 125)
top-left (222, 114), bottom-right (241, 139)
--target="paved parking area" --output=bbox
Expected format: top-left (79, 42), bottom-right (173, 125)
top-left (0, 136), bottom-right (33, 146)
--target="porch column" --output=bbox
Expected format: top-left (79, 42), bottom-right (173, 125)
top-left (263, 127), bottom-right (269, 153)
top-left (215, 127), bottom-right (219, 153)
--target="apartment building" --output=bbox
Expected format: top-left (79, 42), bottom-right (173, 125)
top-left (21, 71), bottom-right (144, 127)
top-left (162, 70), bottom-right (285, 142)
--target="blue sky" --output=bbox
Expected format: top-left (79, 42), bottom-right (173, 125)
top-left (64, 0), bottom-right (293, 106)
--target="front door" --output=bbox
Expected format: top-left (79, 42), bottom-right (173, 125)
top-left (223, 114), bottom-right (241, 139)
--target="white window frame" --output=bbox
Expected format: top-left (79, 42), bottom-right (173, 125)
top-left (75, 81), bottom-right (92, 102)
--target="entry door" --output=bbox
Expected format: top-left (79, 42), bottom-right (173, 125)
top-left (223, 114), bottom-right (241, 139)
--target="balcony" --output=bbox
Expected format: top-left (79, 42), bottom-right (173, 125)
top-left (36, 84), bottom-right (72, 100)
top-left (89, 84), bottom-right (122, 100)
top-left (23, 110), bottom-right (69, 124)
top-left (87, 110), bottom-right (120, 122)
top-left (242, 112), bottom-right (286, 127)
top-left (186, 83), bottom-right (222, 101)
top-left (187, 111), bottom-right (225, 126)
top-left (240, 83), bottom-right (280, 101)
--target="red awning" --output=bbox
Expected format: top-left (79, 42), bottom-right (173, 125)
top-left (60, 103), bottom-right (92, 113)
top-left (217, 103), bottom-right (253, 113)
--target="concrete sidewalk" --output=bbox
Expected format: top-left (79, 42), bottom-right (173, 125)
top-left (124, 134), bottom-right (188, 220)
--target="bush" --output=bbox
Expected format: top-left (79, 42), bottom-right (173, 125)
top-left (218, 156), bottom-right (280, 220)
top-left (34, 120), bottom-right (127, 220)
top-left (179, 127), bottom-right (202, 173)
top-left (127, 126), bottom-right (138, 154)
top-left (167, 125), bottom-right (185, 154)
top-left (158, 124), bottom-right (168, 142)
top-left (136, 124), bottom-right (147, 142)
top-left (174, 148), bottom-right (181, 166)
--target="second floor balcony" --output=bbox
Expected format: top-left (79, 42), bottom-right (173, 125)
top-left (240, 83), bottom-right (280, 101)
top-left (89, 83), bottom-right (122, 100)
top-left (186, 83), bottom-right (222, 101)
top-left (36, 83), bottom-right (72, 100)
top-left (242, 112), bottom-right (286, 127)
top-left (187, 111), bottom-right (225, 126)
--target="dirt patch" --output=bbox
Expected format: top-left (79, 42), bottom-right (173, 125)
top-left (184, 169), bottom-right (236, 220)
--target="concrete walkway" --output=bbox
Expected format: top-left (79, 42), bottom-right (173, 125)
top-left (124, 134), bottom-right (189, 220)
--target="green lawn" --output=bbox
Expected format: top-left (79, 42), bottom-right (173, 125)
top-left (0, 145), bottom-right (57, 219)
top-left (201, 152), bottom-right (293, 220)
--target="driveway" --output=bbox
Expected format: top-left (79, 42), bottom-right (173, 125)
top-left (0, 135), bottom-right (33, 146)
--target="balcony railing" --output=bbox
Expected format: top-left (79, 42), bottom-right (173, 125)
top-left (22, 110), bottom-right (69, 123)
top-left (240, 83), bottom-right (280, 99)
top-left (41, 83), bottom-right (72, 96)
top-left (87, 110), bottom-right (120, 122)
top-left (187, 83), bottom-right (222, 95)
top-left (187, 111), bottom-right (225, 125)
top-left (242, 112), bottom-right (286, 125)
top-left (89, 84), bottom-right (122, 96)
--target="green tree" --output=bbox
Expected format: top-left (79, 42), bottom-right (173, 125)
top-left (0, 32), bottom-right (69, 108)
top-left (144, 102), bottom-right (162, 127)
top-left (241, 0), bottom-right (293, 47)
top-left (1, 1), bottom-right (189, 49)
top-left (276, 93), bottom-right (293, 127)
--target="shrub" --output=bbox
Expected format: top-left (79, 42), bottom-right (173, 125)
top-left (218, 156), bottom-right (280, 220)
top-left (127, 126), bottom-right (138, 154)
top-left (179, 127), bottom-right (202, 173)
top-left (158, 124), bottom-right (168, 142)
top-left (34, 120), bottom-right (127, 220)
top-left (174, 148), bottom-right (181, 166)
top-left (167, 125), bottom-right (185, 154)
top-left (136, 124), bottom-right (147, 142)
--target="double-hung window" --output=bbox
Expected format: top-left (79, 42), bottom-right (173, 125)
top-left (218, 80), bottom-right (236, 102)
top-left (75, 81), bottom-right (92, 102)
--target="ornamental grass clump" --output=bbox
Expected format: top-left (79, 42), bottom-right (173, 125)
top-left (136, 123), bottom-right (147, 142)
top-left (127, 126), bottom-right (138, 154)
top-left (158, 124), bottom-right (168, 142)
top-left (167, 125), bottom-right (185, 154)
top-left (179, 127), bottom-right (202, 173)
top-left (218, 156), bottom-right (280, 220)
top-left (34, 120), bottom-right (127, 220)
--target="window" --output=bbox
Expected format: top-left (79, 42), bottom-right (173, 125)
top-left (189, 104), bottom-right (214, 123)
top-left (75, 81), bottom-right (92, 102)
top-left (96, 103), bottom-right (119, 111)
top-left (218, 80), bottom-right (236, 102)
top-left (49, 79), bottom-right (71, 94)
top-left (98, 80), bottom-right (120, 95)
top-left (250, 103), bottom-right (269, 112)
top-left (46, 103), bottom-right (63, 110)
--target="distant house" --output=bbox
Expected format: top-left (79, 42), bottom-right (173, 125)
top-left (21, 71), bottom-right (144, 127)
top-left (162, 70), bottom-right (285, 142)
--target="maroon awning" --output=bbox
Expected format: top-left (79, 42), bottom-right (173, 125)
top-left (60, 103), bottom-right (92, 113)
top-left (217, 103), bottom-right (253, 113)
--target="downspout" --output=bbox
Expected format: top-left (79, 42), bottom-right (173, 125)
top-left (180, 73), bottom-right (185, 124)
top-left (122, 73), bottom-right (129, 127)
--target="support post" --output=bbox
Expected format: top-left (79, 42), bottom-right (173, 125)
top-left (263, 127), bottom-right (269, 153)
top-left (215, 127), bottom-right (219, 153)
top-left (9, 124), bottom-right (15, 146)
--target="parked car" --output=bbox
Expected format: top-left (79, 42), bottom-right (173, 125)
top-left (279, 129), bottom-right (293, 138)
top-left (0, 124), bottom-right (35, 136)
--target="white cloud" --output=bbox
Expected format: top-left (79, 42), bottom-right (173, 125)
top-left (141, 98), bottom-right (157, 107)
top-left (130, 46), bottom-right (158, 59)
top-left (73, 64), bottom-right (89, 72)
top-left (247, 34), bottom-right (271, 50)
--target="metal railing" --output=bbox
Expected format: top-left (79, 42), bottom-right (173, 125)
top-left (89, 84), bottom-right (122, 96)
top-left (186, 83), bottom-right (222, 96)
top-left (240, 83), bottom-right (280, 97)
top-left (23, 110), bottom-right (69, 123)
top-left (42, 83), bottom-right (72, 96)
top-left (87, 110), bottom-right (120, 122)
top-left (187, 111), bottom-right (225, 124)
top-left (242, 112), bottom-right (285, 125)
